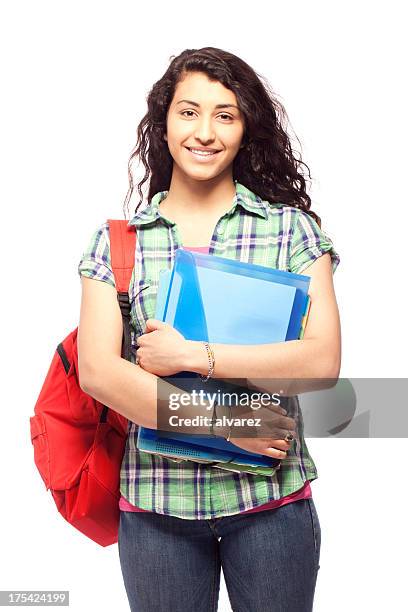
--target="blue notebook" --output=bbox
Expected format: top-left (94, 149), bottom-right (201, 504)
top-left (138, 426), bottom-right (278, 467)
top-left (137, 250), bottom-right (311, 466)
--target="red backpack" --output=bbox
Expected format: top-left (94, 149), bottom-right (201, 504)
top-left (29, 220), bottom-right (137, 547)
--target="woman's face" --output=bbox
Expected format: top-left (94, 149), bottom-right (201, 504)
top-left (165, 71), bottom-right (245, 183)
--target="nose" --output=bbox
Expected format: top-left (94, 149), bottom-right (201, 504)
top-left (194, 116), bottom-right (216, 144)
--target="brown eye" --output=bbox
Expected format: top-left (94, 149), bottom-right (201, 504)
top-left (180, 110), bottom-right (196, 118)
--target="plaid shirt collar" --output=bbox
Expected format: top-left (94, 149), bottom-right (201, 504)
top-left (127, 181), bottom-right (269, 227)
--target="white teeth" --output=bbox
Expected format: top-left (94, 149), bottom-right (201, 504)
top-left (189, 148), bottom-right (218, 156)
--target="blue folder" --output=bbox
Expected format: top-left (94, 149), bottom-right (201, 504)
top-left (162, 249), bottom-right (309, 343)
top-left (137, 250), bottom-right (311, 467)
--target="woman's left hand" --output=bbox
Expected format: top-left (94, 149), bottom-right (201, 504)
top-left (135, 319), bottom-right (190, 376)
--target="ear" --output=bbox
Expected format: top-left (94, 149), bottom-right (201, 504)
top-left (164, 133), bottom-right (168, 142)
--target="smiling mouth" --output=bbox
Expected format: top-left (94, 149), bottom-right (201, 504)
top-left (185, 147), bottom-right (222, 158)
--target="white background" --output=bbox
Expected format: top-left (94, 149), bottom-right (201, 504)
top-left (1, 1), bottom-right (407, 610)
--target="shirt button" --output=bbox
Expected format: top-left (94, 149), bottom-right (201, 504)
top-left (217, 226), bottom-right (224, 235)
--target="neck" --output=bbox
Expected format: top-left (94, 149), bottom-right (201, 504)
top-left (162, 167), bottom-right (237, 217)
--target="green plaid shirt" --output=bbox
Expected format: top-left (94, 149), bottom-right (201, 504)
top-left (78, 181), bottom-right (340, 519)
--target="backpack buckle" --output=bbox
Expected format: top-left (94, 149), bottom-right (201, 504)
top-left (117, 292), bottom-right (131, 317)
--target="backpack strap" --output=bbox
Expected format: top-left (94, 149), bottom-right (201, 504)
top-left (108, 219), bottom-right (137, 363)
top-left (108, 219), bottom-right (137, 293)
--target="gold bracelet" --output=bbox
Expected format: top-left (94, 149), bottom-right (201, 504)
top-left (200, 342), bottom-right (215, 382)
top-left (226, 404), bottom-right (232, 441)
top-left (209, 402), bottom-right (218, 437)
top-left (210, 402), bottom-right (232, 441)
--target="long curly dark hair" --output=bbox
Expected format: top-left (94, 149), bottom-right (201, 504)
top-left (124, 47), bottom-right (321, 226)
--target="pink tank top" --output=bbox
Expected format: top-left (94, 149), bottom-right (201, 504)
top-left (119, 244), bottom-right (312, 515)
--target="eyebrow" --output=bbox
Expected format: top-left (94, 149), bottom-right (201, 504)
top-left (175, 99), bottom-right (240, 111)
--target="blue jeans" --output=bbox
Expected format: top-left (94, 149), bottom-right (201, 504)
top-left (118, 498), bottom-right (321, 612)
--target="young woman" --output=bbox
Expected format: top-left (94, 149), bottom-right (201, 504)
top-left (78, 47), bottom-right (341, 612)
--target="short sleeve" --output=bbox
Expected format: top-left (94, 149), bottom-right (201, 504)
top-left (289, 210), bottom-right (340, 275)
top-left (77, 221), bottom-right (116, 288)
